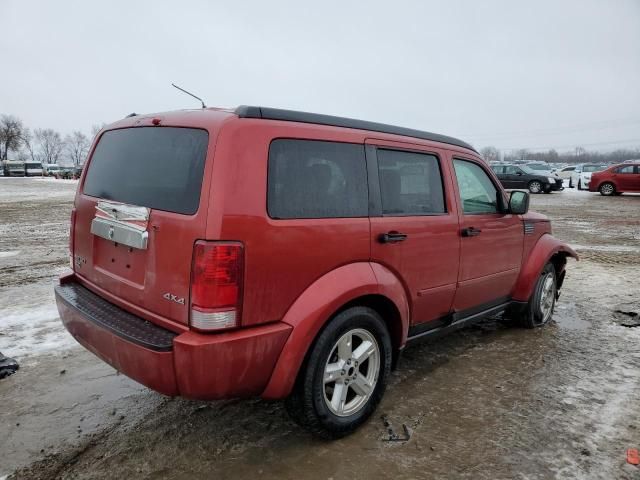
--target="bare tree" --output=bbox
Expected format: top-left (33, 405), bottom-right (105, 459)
top-left (0, 115), bottom-right (25, 160)
top-left (65, 131), bottom-right (90, 166)
top-left (479, 146), bottom-right (500, 163)
top-left (91, 123), bottom-right (107, 138)
top-left (34, 128), bottom-right (65, 164)
top-left (513, 148), bottom-right (530, 160)
top-left (20, 127), bottom-right (37, 161)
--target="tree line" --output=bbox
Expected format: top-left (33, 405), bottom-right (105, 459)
top-left (480, 145), bottom-right (640, 165)
top-left (0, 114), bottom-right (105, 166)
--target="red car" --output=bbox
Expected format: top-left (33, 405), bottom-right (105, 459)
top-left (55, 106), bottom-right (577, 437)
top-left (589, 162), bottom-right (640, 196)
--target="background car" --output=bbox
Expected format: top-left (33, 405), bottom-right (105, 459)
top-left (491, 164), bottom-right (562, 193)
top-left (569, 164), bottom-right (607, 190)
top-left (555, 165), bottom-right (576, 185)
top-left (589, 162), bottom-right (640, 196)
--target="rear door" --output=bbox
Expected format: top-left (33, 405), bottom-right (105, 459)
top-left (73, 126), bottom-right (211, 327)
top-left (450, 156), bottom-right (523, 312)
top-left (367, 139), bottom-right (460, 327)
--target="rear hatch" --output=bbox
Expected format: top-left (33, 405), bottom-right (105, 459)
top-left (72, 126), bottom-right (210, 326)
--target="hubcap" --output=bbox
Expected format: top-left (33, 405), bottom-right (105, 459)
top-left (529, 182), bottom-right (541, 193)
top-left (538, 272), bottom-right (556, 324)
top-left (323, 328), bottom-right (380, 417)
top-left (601, 184), bottom-right (613, 195)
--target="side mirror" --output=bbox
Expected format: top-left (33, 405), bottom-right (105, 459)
top-left (509, 190), bottom-right (529, 214)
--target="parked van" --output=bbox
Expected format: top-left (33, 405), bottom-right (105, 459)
top-left (25, 162), bottom-right (44, 176)
top-left (55, 106), bottom-right (577, 437)
top-left (3, 161), bottom-right (25, 177)
top-left (44, 164), bottom-right (61, 177)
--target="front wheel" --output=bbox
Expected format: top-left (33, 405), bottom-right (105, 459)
top-left (528, 180), bottom-right (542, 194)
top-left (517, 263), bottom-right (556, 329)
top-left (599, 182), bottom-right (615, 196)
top-left (285, 306), bottom-right (392, 438)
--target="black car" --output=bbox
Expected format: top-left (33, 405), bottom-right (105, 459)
top-left (491, 164), bottom-right (563, 194)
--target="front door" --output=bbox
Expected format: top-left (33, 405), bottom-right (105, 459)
top-left (615, 165), bottom-right (640, 191)
top-left (505, 165), bottom-right (527, 189)
top-left (367, 140), bottom-right (460, 327)
top-left (451, 157), bottom-right (524, 312)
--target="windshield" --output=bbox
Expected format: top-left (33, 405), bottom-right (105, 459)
top-left (83, 127), bottom-right (209, 215)
top-left (582, 165), bottom-right (607, 172)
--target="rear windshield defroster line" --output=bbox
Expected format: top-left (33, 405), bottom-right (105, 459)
top-left (83, 127), bottom-right (209, 215)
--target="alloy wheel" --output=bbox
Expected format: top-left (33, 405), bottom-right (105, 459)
top-left (529, 181), bottom-right (542, 194)
top-left (538, 272), bottom-right (556, 324)
top-left (323, 328), bottom-right (380, 417)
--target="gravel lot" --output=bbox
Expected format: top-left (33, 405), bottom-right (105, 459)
top-left (0, 178), bottom-right (639, 480)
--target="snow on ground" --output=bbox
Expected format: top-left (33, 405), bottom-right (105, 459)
top-left (0, 278), bottom-right (77, 360)
top-left (0, 251), bottom-right (20, 259)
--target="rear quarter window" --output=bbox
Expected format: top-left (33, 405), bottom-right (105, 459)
top-left (83, 127), bottom-right (209, 215)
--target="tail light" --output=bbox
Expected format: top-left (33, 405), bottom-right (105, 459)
top-left (69, 208), bottom-right (77, 269)
top-left (190, 241), bottom-right (244, 331)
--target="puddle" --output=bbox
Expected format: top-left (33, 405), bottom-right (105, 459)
top-left (554, 302), bottom-right (591, 330)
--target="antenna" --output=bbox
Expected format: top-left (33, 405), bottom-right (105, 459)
top-left (171, 83), bottom-right (207, 108)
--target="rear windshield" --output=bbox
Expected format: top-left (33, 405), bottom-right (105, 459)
top-left (83, 127), bottom-right (209, 215)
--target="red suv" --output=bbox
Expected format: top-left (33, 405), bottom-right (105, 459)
top-left (589, 162), bottom-right (640, 196)
top-left (55, 106), bottom-right (577, 437)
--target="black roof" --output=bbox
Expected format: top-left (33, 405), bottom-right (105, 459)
top-left (235, 106), bottom-right (476, 152)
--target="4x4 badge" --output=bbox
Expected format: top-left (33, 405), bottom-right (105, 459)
top-left (163, 293), bottom-right (185, 305)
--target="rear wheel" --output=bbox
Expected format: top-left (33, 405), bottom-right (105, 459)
top-left (599, 182), bottom-right (615, 196)
top-left (285, 306), bottom-right (392, 439)
top-left (528, 181), bottom-right (542, 194)
top-left (517, 263), bottom-right (556, 329)
top-left (577, 180), bottom-right (582, 190)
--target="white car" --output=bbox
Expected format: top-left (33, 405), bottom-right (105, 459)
top-left (555, 165), bottom-right (576, 185)
top-left (570, 164), bottom-right (608, 190)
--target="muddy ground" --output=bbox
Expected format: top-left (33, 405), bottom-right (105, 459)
top-left (0, 178), bottom-right (639, 480)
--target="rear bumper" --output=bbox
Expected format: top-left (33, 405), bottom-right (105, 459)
top-left (55, 278), bottom-right (291, 400)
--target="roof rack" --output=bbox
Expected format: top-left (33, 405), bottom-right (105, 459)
top-left (235, 106), bottom-right (476, 152)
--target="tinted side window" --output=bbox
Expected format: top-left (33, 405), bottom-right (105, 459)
top-left (617, 165), bottom-right (634, 174)
top-left (453, 159), bottom-right (499, 214)
top-left (268, 139), bottom-right (368, 219)
top-left (377, 149), bottom-right (445, 215)
top-left (504, 165), bottom-right (519, 174)
top-left (491, 165), bottom-right (504, 174)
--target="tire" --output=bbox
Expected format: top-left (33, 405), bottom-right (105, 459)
top-left (517, 263), bottom-right (556, 329)
top-left (528, 180), bottom-right (542, 194)
top-left (599, 182), bottom-right (615, 196)
top-left (285, 306), bottom-right (392, 439)
top-left (577, 180), bottom-right (582, 191)
top-left (568, 177), bottom-right (573, 188)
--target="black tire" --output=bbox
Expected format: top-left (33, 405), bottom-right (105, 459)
top-left (285, 306), bottom-right (392, 439)
top-left (515, 263), bottom-right (556, 328)
top-left (568, 177), bottom-right (573, 188)
top-left (599, 182), bottom-right (615, 196)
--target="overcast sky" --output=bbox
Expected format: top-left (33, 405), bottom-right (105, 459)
top-left (1, 0), bottom-right (639, 153)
